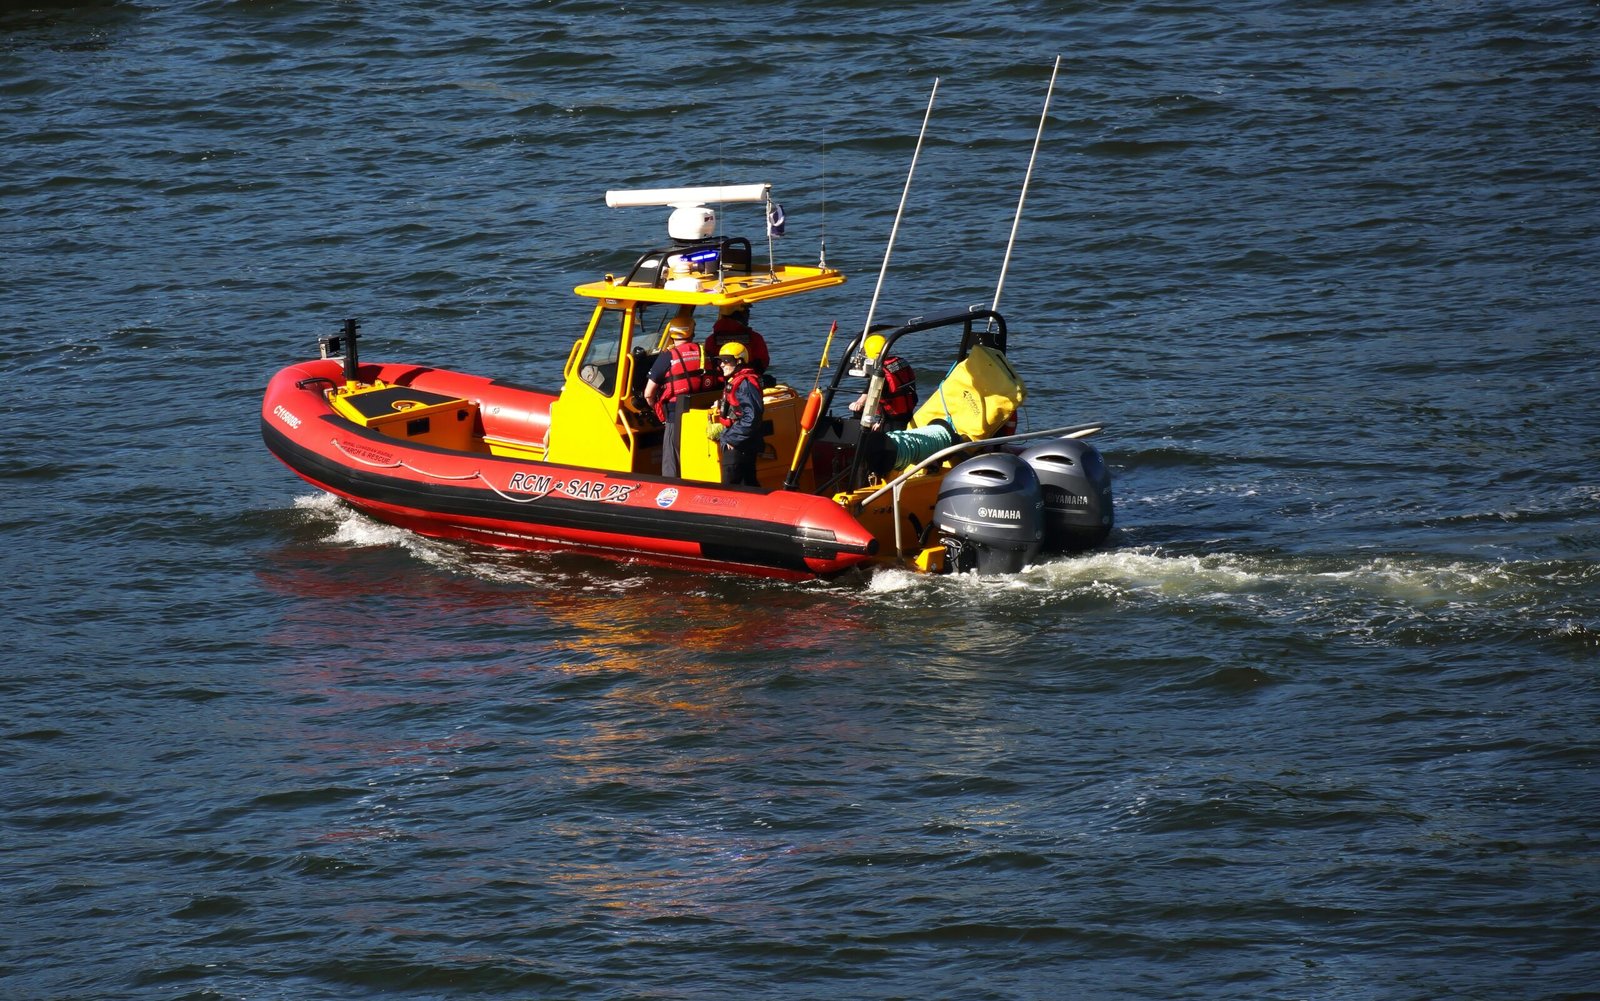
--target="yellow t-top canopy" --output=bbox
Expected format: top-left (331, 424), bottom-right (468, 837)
top-left (574, 264), bottom-right (845, 306)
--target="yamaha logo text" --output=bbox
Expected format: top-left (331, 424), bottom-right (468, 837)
top-left (978, 506), bottom-right (1022, 520)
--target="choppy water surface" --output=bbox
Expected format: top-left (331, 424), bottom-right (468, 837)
top-left (4, 2), bottom-right (1597, 999)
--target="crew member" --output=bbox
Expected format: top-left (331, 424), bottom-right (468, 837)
top-left (642, 315), bottom-right (711, 478)
top-left (847, 332), bottom-right (917, 431)
top-left (706, 341), bottom-right (764, 486)
top-left (705, 302), bottom-right (770, 380)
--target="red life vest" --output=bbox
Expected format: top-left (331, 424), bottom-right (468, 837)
top-left (654, 341), bottom-right (712, 421)
top-left (879, 355), bottom-right (917, 419)
top-left (717, 368), bottom-right (764, 439)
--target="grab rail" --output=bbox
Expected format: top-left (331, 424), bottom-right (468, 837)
top-left (849, 422), bottom-right (1104, 557)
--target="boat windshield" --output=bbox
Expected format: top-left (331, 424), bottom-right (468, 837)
top-left (634, 302), bottom-right (677, 350)
top-left (576, 307), bottom-right (626, 396)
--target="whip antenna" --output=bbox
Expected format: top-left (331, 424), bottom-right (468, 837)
top-left (862, 77), bottom-right (939, 339)
top-left (818, 173), bottom-right (828, 268)
top-left (993, 55), bottom-right (1060, 315)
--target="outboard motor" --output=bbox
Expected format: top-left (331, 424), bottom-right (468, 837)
top-left (933, 453), bottom-right (1044, 574)
top-left (1017, 437), bottom-right (1114, 552)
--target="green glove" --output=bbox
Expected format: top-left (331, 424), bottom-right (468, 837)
top-left (705, 423), bottom-right (724, 441)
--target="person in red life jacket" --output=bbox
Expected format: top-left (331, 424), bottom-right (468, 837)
top-left (847, 332), bottom-right (917, 431)
top-left (643, 315), bottom-right (712, 477)
top-left (705, 341), bottom-right (765, 486)
top-left (705, 302), bottom-right (770, 383)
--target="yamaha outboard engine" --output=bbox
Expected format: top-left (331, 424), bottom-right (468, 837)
top-left (1017, 437), bottom-right (1114, 552)
top-left (933, 453), bottom-right (1044, 574)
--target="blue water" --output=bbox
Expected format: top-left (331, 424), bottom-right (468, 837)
top-left (4, 2), bottom-right (1598, 999)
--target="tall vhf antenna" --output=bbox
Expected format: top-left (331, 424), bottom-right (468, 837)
top-left (993, 55), bottom-right (1061, 315)
top-left (861, 77), bottom-right (939, 341)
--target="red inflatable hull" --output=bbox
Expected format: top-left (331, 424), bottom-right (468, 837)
top-left (261, 359), bottom-right (879, 580)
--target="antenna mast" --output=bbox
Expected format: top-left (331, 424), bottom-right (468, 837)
top-left (862, 77), bottom-right (939, 340)
top-left (992, 55), bottom-right (1061, 315)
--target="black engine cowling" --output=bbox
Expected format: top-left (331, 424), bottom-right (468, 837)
top-left (1016, 437), bottom-right (1114, 552)
top-left (933, 453), bottom-right (1044, 575)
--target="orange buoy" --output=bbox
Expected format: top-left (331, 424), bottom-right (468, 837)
top-left (800, 388), bottom-right (823, 431)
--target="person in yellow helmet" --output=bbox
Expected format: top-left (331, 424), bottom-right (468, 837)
top-left (847, 330), bottom-right (917, 431)
top-left (706, 341), bottom-right (764, 486)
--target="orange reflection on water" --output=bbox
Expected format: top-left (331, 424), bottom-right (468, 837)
top-left (510, 579), bottom-right (893, 925)
top-left (529, 579), bottom-right (881, 676)
top-left (249, 535), bottom-right (895, 931)
top-left (538, 822), bottom-right (795, 925)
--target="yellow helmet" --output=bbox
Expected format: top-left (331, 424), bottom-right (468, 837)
top-left (863, 333), bottom-right (887, 360)
top-left (718, 301), bottom-right (749, 318)
top-left (666, 316), bottom-right (696, 340)
top-left (717, 341), bottom-right (749, 363)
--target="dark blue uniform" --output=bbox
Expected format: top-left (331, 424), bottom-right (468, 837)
top-left (717, 367), bottom-right (764, 486)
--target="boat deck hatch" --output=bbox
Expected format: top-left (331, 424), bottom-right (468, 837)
top-left (335, 386), bottom-right (465, 422)
top-left (331, 384), bottom-right (478, 450)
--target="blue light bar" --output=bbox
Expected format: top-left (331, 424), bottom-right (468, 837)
top-left (683, 248), bottom-right (720, 265)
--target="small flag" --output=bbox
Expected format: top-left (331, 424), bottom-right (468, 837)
top-left (766, 200), bottom-right (786, 239)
